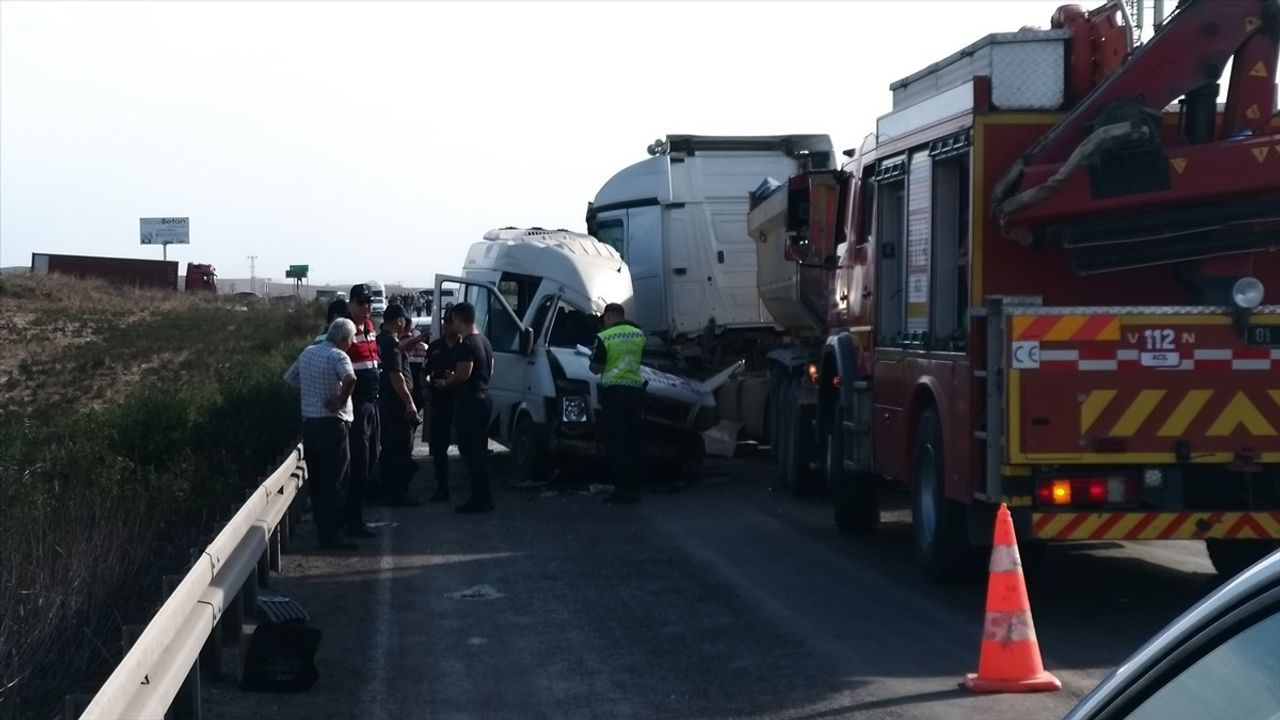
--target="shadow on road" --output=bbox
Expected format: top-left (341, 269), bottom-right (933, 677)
top-left (205, 452), bottom-right (1226, 720)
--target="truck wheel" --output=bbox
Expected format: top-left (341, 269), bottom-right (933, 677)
top-left (911, 407), bottom-right (975, 582)
top-left (827, 400), bottom-right (879, 534)
top-left (509, 413), bottom-right (552, 487)
top-left (781, 376), bottom-right (821, 497)
top-left (1205, 538), bottom-right (1280, 578)
top-left (767, 366), bottom-right (788, 466)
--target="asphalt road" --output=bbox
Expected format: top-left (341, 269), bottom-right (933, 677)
top-left (205, 444), bottom-right (1223, 720)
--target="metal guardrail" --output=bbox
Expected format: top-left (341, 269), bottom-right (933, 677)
top-left (77, 444), bottom-right (307, 720)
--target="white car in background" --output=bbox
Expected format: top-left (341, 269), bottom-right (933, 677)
top-left (367, 280), bottom-right (387, 315)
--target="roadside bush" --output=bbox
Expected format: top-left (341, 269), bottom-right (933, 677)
top-left (0, 276), bottom-right (320, 720)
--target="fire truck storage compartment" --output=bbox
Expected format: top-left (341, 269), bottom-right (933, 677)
top-left (1004, 309), bottom-right (1280, 464)
top-left (889, 29), bottom-right (1070, 112)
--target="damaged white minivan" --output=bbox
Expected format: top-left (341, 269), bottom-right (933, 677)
top-left (433, 227), bottom-right (741, 485)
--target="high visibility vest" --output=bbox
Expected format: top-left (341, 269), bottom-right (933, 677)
top-left (597, 323), bottom-right (646, 387)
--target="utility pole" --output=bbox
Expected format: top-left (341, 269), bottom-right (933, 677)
top-left (247, 255), bottom-right (258, 295)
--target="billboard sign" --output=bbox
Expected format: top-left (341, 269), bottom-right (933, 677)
top-left (140, 217), bottom-right (190, 245)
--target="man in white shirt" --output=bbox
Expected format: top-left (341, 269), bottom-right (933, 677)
top-left (284, 318), bottom-right (359, 550)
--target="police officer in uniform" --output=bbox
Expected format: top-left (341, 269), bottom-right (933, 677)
top-left (377, 304), bottom-right (423, 506)
top-left (589, 303), bottom-right (647, 504)
top-left (424, 308), bottom-right (460, 502)
top-left (344, 284), bottom-right (381, 536)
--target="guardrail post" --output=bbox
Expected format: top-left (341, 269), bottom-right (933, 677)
top-left (257, 545), bottom-right (271, 589)
top-left (268, 527), bottom-right (282, 573)
top-left (162, 575), bottom-right (203, 720)
top-left (201, 623), bottom-right (224, 680)
top-left (279, 508), bottom-right (292, 550)
top-left (242, 565), bottom-right (260, 616)
top-left (223, 586), bottom-right (244, 646)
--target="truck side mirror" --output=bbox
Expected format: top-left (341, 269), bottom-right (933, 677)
top-left (519, 326), bottom-right (535, 355)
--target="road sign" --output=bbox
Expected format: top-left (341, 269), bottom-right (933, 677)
top-left (286, 265), bottom-right (309, 279)
top-left (140, 217), bottom-right (190, 245)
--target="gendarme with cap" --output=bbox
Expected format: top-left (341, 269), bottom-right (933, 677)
top-left (596, 321), bottom-right (645, 387)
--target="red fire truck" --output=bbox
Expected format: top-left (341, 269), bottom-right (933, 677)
top-left (756, 0), bottom-right (1280, 580)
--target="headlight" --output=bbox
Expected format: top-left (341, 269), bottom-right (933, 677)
top-left (1232, 276), bottom-right (1264, 310)
top-left (561, 396), bottom-right (589, 423)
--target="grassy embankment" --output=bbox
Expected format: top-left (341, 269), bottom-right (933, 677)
top-left (0, 274), bottom-right (321, 720)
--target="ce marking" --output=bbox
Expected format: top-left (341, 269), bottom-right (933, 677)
top-left (1012, 341), bottom-right (1041, 369)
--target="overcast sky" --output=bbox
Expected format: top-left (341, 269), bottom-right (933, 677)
top-left (2, 0), bottom-right (1075, 286)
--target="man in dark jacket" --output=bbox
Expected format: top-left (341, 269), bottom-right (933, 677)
top-left (377, 304), bottom-right (422, 506)
top-left (423, 308), bottom-right (459, 502)
top-left (433, 302), bottom-right (495, 514)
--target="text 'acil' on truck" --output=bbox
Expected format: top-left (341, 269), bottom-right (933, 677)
top-left (588, 0), bottom-right (1280, 581)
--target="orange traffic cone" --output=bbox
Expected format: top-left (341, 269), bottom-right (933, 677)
top-left (964, 503), bottom-right (1061, 693)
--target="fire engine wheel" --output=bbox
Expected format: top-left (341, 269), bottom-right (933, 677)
top-left (827, 401), bottom-right (879, 535)
top-left (1205, 538), bottom-right (1280, 578)
top-left (911, 407), bottom-right (975, 582)
top-left (508, 413), bottom-right (551, 487)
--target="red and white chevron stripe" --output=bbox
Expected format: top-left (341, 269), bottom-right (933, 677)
top-left (1035, 348), bottom-right (1280, 372)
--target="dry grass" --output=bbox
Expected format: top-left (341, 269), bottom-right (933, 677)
top-left (0, 273), bottom-right (321, 720)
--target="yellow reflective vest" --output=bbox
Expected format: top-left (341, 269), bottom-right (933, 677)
top-left (596, 323), bottom-right (646, 387)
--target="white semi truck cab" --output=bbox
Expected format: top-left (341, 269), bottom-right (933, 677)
top-left (434, 227), bottom-right (739, 485)
top-left (586, 134), bottom-right (835, 367)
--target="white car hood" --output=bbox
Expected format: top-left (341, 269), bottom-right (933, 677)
top-left (546, 347), bottom-right (742, 409)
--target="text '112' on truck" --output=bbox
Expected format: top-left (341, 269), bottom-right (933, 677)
top-left (599, 0), bottom-right (1280, 581)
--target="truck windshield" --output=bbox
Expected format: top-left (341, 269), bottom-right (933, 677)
top-left (547, 302), bottom-right (600, 349)
top-left (595, 219), bottom-right (624, 258)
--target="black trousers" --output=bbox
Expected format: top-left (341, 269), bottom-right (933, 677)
top-left (456, 391), bottom-right (493, 505)
top-left (302, 417), bottom-right (350, 542)
top-left (409, 364), bottom-right (426, 411)
top-left (601, 385), bottom-right (645, 495)
top-left (379, 397), bottom-right (415, 499)
top-left (428, 389), bottom-right (455, 493)
top-left (347, 399), bottom-right (379, 527)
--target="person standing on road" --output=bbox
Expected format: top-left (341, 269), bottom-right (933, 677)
top-left (424, 308), bottom-right (460, 502)
top-left (406, 318), bottom-right (429, 413)
top-left (433, 301), bottom-right (495, 514)
top-left (377, 304), bottom-right (423, 506)
top-left (313, 298), bottom-right (350, 345)
top-left (590, 302), bottom-right (647, 505)
top-left (344, 283), bottom-right (382, 537)
top-left (284, 318), bottom-right (359, 550)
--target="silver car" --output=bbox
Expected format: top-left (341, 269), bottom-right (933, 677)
top-left (1065, 549), bottom-right (1280, 720)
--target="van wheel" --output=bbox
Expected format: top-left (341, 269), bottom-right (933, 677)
top-left (827, 400), bottom-right (879, 534)
top-left (911, 407), bottom-right (976, 582)
top-left (1206, 539), bottom-right (1280, 578)
top-left (509, 413), bottom-right (551, 486)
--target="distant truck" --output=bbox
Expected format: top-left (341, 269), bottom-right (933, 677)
top-left (30, 253), bottom-right (217, 293)
top-left (315, 289), bottom-right (348, 304)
